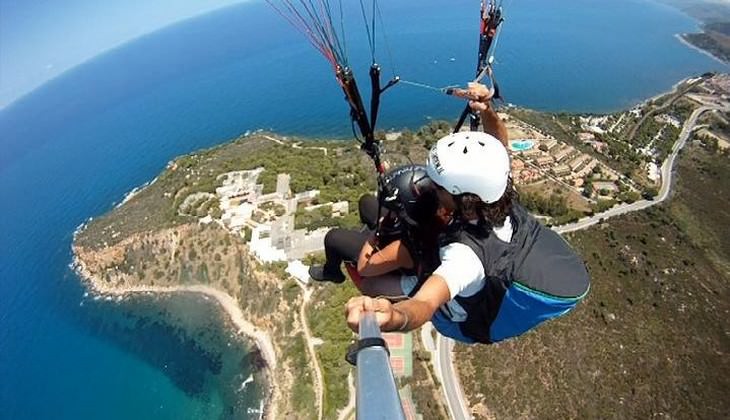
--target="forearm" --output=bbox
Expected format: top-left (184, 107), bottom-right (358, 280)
top-left (481, 103), bottom-right (508, 146)
top-left (382, 298), bottom-right (438, 332)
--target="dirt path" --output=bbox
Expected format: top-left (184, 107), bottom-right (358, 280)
top-left (336, 373), bottom-right (356, 420)
top-left (299, 287), bottom-right (325, 420)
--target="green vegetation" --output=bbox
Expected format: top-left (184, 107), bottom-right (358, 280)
top-left (410, 337), bottom-right (449, 419)
top-left (294, 205), bottom-right (360, 232)
top-left (416, 121), bottom-right (453, 150)
top-left (75, 133), bottom-right (385, 251)
top-left (519, 190), bottom-right (569, 217)
top-left (670, 145), bottom-right (730, 275)
top-left (237, 141), bottom-right (378, 206)
top-left (592, 198), bottom-right (617, 213)
top-left (519, 189), bottom-right (585, 224)
top-left (582, 180), bottom-right (593, 197)
top-left (259, 201), bottom-right (286, 217)
top-left (284, 333), bottom-right (317, 415)
top-left (606, 92), bottom-right (696, 187)
top-left (455, 143), bottom-right (730, 419)
top-left (307, 281), bottom-right (361, 418)
top-left (618, 190), bottom-right (641, 204)
top-left (75, 87), bottom-right (728, 417)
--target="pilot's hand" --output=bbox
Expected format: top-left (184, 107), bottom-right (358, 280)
top-left (465, 82), bottom-right (494, 112)
top-left (450, 82), bottom-right (494, 112)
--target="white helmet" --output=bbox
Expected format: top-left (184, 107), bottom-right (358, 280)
top-left (426, 131), bottom-right (510, 204)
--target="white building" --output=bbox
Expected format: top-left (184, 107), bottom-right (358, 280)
top-left (331, 201), bottom-right (349, 216)
top-left (647, 162), bottom-right (660, 183)
top-left (276, 173), bottom-right (291, 197)
top-left (250, 224), bottom-right (287, 262)
top-left (654, 114), bottom-right (681, 128)
top-left (294, 190), bottom-right (320, 201)
top-left (286, 260), bottom-right (311, 285)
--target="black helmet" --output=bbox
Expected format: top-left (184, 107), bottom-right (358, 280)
top-left (379, 164), bottom-right (439, 228)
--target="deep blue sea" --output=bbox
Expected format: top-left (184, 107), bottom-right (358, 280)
top-left (0, 0), bottom-right (725, 418)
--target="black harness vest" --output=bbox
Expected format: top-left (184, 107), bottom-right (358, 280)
top-left (442, 204), bottom-right (590, 343)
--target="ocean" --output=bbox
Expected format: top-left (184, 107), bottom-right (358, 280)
top-left (0, 0), bottom-right (725, 418)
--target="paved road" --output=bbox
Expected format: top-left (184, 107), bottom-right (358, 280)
top-left (437, 101), bottom-right (728, 420)
top-left (436, 336), bottom-right (471, 420)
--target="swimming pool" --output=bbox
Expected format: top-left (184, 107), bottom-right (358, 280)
top-left (510, 139), bottom-right (535, 152)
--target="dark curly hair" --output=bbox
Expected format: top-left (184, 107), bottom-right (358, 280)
top-left (453, 176), bottom-right (518, 231)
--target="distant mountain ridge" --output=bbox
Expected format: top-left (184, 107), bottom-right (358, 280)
top-left (655, 0), bottom-right (730, 63)
top-left (656, 0), bottom-right (730, 23)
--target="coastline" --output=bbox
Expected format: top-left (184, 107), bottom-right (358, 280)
top-left (66, 69), bottom-right (726, 419)
top-left (675, 33), bottom-right (728, 66)
top-left (645, 77), bottom-right (687, 105)
top-left (115, 175), bottom-right (159, 209)
top-left (71, 251), bottom-right (278, 418)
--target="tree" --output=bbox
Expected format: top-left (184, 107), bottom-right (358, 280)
top-left (593, 199), bottom-right (616, 213)
top-left (619, 191), bottom-right (641, 204)
top-left (642, 187), bottom-right (659, 200)
top-left (583, 181), bottom-right (593, 198)
top-left (242, 227), bottom-right (252, 242)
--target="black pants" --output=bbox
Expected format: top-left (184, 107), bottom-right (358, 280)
top-left (322, 194), bottom-right (379, 274)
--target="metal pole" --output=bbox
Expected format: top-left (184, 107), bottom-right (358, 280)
top-left (356, 312), bottom-right (406, 420)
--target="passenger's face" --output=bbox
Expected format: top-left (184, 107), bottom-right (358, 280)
top-left (435, 186), bottom-right (455, 224)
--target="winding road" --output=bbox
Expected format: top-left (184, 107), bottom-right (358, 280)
top-left (436, 100), bottom-right (728, 420)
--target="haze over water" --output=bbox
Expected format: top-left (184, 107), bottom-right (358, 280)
top-left (0, 0), bottom-right (725, 418)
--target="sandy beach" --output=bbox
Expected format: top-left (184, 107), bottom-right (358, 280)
top-left (72, 255), bottom-right (277, 369)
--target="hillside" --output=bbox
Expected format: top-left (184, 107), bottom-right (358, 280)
top-left (683, 26), bottom-right (730, 63)
top-left (71, 75), bottom-right (726, 418)
top-left (663, 0), bottom-right (730, 63)
top-left (454, 143), bottom-right (729, 419)
top-left (72, 133), bottom-right (375, 419)
top-left (657, 0), bottom-right (730, 24)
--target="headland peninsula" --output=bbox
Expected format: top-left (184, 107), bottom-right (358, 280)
top-left (72, 73), bottom-right (730, 419)
top-left (663, 0), bottom-right (730, 64)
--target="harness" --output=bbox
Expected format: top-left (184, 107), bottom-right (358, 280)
top-left (441, 204), bottom-right (590, 343)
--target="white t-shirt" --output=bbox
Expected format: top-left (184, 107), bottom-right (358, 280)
top-left (432, 217), bottom-right (513, 321)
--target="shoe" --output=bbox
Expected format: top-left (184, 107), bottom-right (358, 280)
top-left (309, 265), bottom-right (346, 284)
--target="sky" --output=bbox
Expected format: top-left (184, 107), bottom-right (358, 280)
top-left (0, 0), bottom-right (246, 109)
